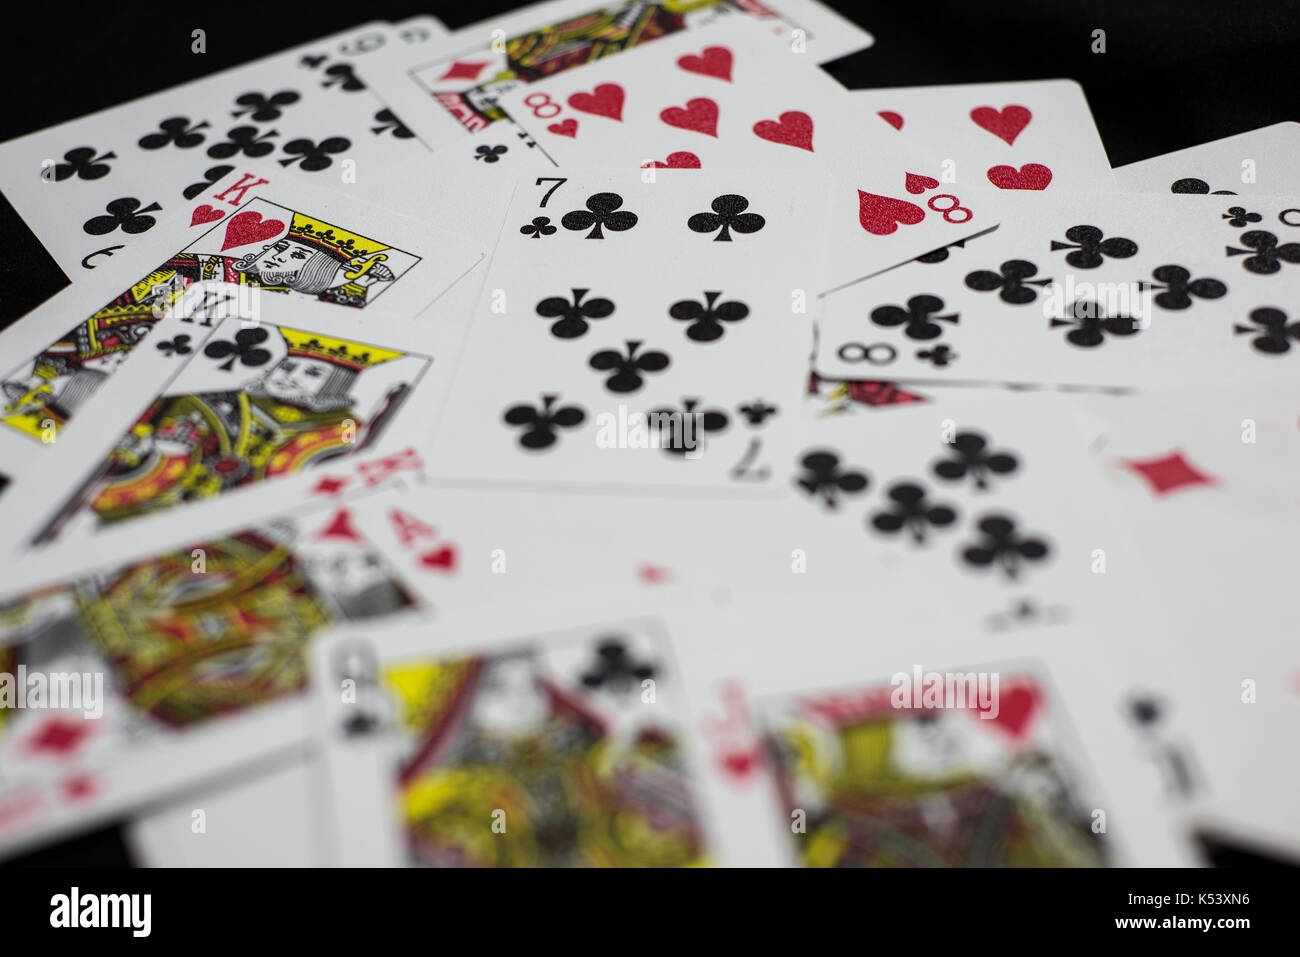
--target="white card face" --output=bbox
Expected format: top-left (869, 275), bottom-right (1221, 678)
top-left (390, 15), bottom-right (450, 48)
top-left (0, 171), bottom-right (485, 551)
top-left (280, 385), bottom-right (1159, 627)
top-left (125, 750), bottom-right (320, 867)
top-left (13, 312), bottom-right (429, 552)
top-left (1072, 385), bottom-right (1300, 855)
top-left (1075, 383), bottom-right (1300, 517)
top-left (426, 167), bottom-right (831, 493)
top-left (0, 491), bottom-right (427, 858)
top-left (312, 607), bottom-right (712, 867)
top-left (371, 0), bottom-right (874, 151)
top-left (814, 192), bottom-right (1300, 389)
top-left (429, 387), bottom-right (1158, 641)
top-left (0, 23), bottom-right (442, 277)
top-left (1112, 121), bottom-right (1300, 195)
top-left (492, 19), bottom-right (1002, 291)
top-left (752, 662), bottom-right (1119, 866)
top-left (852, 79), bottom-right (1115, 193)
top-left (311, 586), bottom-right (1194, 867)
top-left (785, 390), bottom-right (1172, 645)
top-left (669, 590), bottom-right (1195, 867)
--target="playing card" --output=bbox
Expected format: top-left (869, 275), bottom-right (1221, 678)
top-left (425, 167), bottom-right (831, 493)
top-left (0, 22), bottom-right (439, 278)
top-left (757, 664), bottom-right (1119, 866)
top-left (424, 371), bottom-right (1169, 646)
top-left (311, 604), bottom-right (712, 867)
top-left (19, 312), bottom-right (431, 548)
top-left (389, 15), bottom-right (450, 48)
top-left (1112, 121), bottom-right (1300, 195)
top-left (783, 388), bottom-right (1167, 641)
top-left (814, 192), bottom-right (1300, 389)
top-left (493, 18), bottom-right (1003, 290)
top-left (1074, 383), bottom-right (1300, 515)
top-left (853, 79), bottom-right (1115, 194)
top-left (1067, 384), bottom-right (1300, 855)
top-left (398, 390), bottom-right (1174, 729)
top-left (126, 750), bottom-right (320, 867)
top-left (665, 588), bottom-right (1196, 866)
top-left (361, 0), bottom-right (875, 154)
top-left (0, 171), bottom-right (484, 552)
top-left (0, 490), bottom-right (425, 858)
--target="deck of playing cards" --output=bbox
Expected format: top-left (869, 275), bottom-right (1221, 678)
top-left (1, 2), bottom-right (1296, 874)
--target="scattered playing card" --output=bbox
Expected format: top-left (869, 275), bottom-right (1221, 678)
top-left (0, 490), bottom-right (423, 857)
top-left (1, 4), bottom-right (1293, 873)
top-left (1112, 121), bottom-right (1300, 196)
top-left (312, 607), bottom-right (710, 867)
top-left (362, 0), bottom-right (875, 154)
top-left (493, 18), bottom-right (1003, 291)
top-left (425, 167), bottom-right (831, 492)
top-left (0, 171), bottom-right (483, 553)
top-left (0, 22), bottom-right (435, 277)
top-left (814, 192), bottom-right (1300, 389)
top-left (854, 79), bottom-right (1115, 194)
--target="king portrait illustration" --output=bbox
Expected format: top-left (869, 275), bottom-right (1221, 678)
top-left (1, 206), bottom-right (414, 444)
top-left (36, 323), bottom-right (421, 537)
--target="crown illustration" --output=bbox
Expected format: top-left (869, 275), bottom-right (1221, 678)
top-left (278, 326), bottom-right (403, 371)
top-left (287, 212), bottom-right (390, 264)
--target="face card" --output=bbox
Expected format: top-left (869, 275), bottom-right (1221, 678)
top-left (23, 314), bottom-right (433, 549)
top-left (0, 492), bottom-right (423, 858)
top-left (561, 588), bottom-right (1195, 866)
top-left (1112, 121), bottom-right (1300, 196)
top-left (313, 610), bottom-right (710, 867)
top-left (425, 167), bottom-right (831, 493)
top-left (0, 169), bottom-right (483, 529)
top-left (0, 22), bottom-right (440, 277)
top-left (492, 18), bottom-right (1003, 291)
top-left (757, 665), bottom-right (1113, 866)
top-left (814, 192), bottom-right (1300, 389)
top-left (852, 80), bottom-right (1115, 194)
